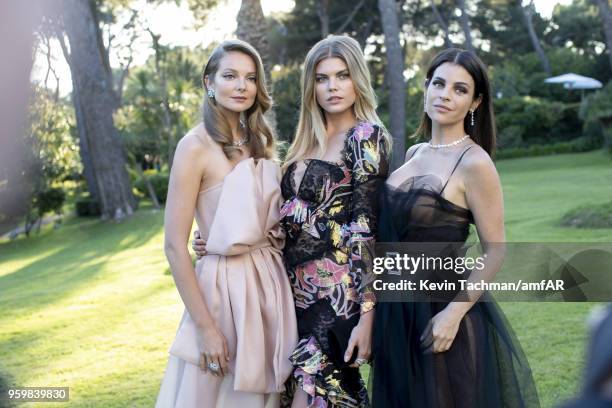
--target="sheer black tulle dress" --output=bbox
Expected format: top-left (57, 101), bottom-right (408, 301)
top-left (369, 145), bottom-right (540, 408)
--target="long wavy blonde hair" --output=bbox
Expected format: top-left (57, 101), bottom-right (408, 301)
top-left (202, 39), bottom-right (276, 160)
top-left (284, 35), bottom-right (390, 168)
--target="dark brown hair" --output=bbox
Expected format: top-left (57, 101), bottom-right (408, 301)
top-left (414, 48), bottom-right (497, 157)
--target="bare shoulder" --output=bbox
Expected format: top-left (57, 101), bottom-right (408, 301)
top-left (461, 144), bottom-right (499, 182)
top-left (404, 142), bottom-right (426, 162)
top-left (175, 123), bottom-right (210, 160)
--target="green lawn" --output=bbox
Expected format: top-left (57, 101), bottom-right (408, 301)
top-left (1, 150), bottom-right (611, 407)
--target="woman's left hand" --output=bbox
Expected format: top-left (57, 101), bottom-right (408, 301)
top-left (345, 310), bottom-right (374, 367)
top-left (420, 307), bottom-right (464, 354)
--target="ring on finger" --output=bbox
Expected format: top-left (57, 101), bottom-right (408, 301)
top-left (355, 358), bottom-right (368, 366)
top-left (208, 362), bottom-right (220, 372)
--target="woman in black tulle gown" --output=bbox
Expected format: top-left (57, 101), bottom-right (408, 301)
top-left (369, 49), bottom-right (540, 408)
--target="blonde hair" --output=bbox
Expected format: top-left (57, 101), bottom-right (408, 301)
top-left (284, 35), bottom-right (390, 168)
top-left (202, 39), bottom-right (276, 160)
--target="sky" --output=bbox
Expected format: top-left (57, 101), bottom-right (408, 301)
top-left (30, 0), bottom-right (573, 96)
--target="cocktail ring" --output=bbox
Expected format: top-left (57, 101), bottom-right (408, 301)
top-left (208, 362), bottom-right (220, 371)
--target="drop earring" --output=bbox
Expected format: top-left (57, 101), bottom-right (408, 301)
top-left (207, 88), bottom-right (215, 100)
top-left (470, 109), bottom-right (475, 126)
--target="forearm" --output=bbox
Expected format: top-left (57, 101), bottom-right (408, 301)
top-left (165, 243), bottom-right (214, 329)
top-left (446, 243), bottom-right (506, 316)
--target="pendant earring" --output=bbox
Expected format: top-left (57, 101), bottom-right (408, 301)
top-left (470, 109), bottom-right (475, 126)
top-left (207, 88), bottom-right (215, 100)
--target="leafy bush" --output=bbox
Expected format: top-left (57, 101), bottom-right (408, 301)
top-left (271, 65), bottom-right (302, 143)
top-left (581, 81), bottom-right (612, 154)
top-left (75, 194), bottom-right (101, 217)
top-left (134, 170), bottom-right (169, 204)
top-left (496, 136), bottom-right (602, 160)
top-left (561, 201), bottom-right (612, 229)
top-left (36, 187), bottom-right (65, 216)
top-left (495, 96), bottom-right (582, 146)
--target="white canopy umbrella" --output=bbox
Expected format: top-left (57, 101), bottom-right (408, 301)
top-left (544, 73), bottom-right (603, 90)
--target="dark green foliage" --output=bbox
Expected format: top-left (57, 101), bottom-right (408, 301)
top-left (495, 96), bottom-right (582, 146)
top-left (35, 187), bottom-right (66, 217)
top-left (134, 171), bottom-right (169, 204)
top-left (496, 136), bottom-right (602, 160)
top-left (75, 194), bottom-right (101, 217)
top-left (581, 81), bottom-right (612, 154)
top-left (271, 65), bottom-right (302, 143)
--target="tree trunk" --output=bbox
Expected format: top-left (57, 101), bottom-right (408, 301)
top-left (61, 0), bottom-right (136, 221)
top-left (518, 0), bottom-right (551, 74)
top-left (378, 0), bottom-right (406, 170)
top-left (456, 0), bottom-right (475, 53)
top-left (335, 0), bottom-right (366, 34)
top-left (57, 33), bottom-right (100, 202)
top-left (595, 0), bottom-right (612, 72)
top-left (317, 0), bottom-right (330, 38)
top-left (236, 0), bottom-right (277, 132)
top-left (136, 162), bottom-right (160, 210)
top-left (431, 0), bottom-right (452, 48)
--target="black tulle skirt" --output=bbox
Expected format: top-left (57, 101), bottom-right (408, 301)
top-left (369, 297), bottom-right (540, 408)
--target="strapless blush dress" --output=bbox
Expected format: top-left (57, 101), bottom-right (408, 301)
top-left (156, 158), bottom-right (298, 408)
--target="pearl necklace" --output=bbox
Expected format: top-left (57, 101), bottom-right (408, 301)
top-left (429, 134), bottom-right (470, 149)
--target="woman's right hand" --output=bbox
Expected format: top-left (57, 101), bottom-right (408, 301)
top-left (197, 323), bottom-right (230, 377)
top-left (192, 230), bottom-right (207, 259)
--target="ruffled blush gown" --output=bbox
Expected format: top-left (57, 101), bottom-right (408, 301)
top-left (156, 158), bottom-right (298, 408)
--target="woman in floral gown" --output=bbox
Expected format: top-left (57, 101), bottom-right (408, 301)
top-left (279, 35), bottom-right (390, 408)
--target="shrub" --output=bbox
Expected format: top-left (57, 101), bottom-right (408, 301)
top-left (494, 96), bottom-right (582, 146)
top-left (561, 201), bottom-right (612, 229)
top-left (75, 194), bottom-right (101, 217)
top-left (271, 65), bottom-right (302, 143)
top-left (581, 81), bottom-right (612, 154)
top-left (496, 136), bottom-right (602, 160)
top-left (134, 170), bottom-right (169, 204)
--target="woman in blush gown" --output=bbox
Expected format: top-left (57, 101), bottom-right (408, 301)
top-left (156, 39), bottom-right (297, 408)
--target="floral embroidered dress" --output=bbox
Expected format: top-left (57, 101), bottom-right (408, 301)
top-left (279, 122), bottom-right (390, 407)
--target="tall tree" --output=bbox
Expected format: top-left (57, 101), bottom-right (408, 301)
top-left (236, 0), bottom-right (277, 129)
top-left (318, 0), bottom-right (330, 37)
top-left (61, 0), bottom-right (136, 220)
top-left (236, 0), bottom-right (272, 77)
top-left (378, 0), bottom-right (406, 170)
top-left (430, 0), bottom-right (452, 47)
top-left (518, 0), bottom-right (551, 74)
top-left (57, 32), bottom-right (99, 203)
top-left (594, 0), bottom-right (612, 71)
top-left (456, 0), bottom-right (475, 52)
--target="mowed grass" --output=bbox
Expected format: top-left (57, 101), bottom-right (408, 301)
top-left (1, 150), bottom-right (611, 407)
